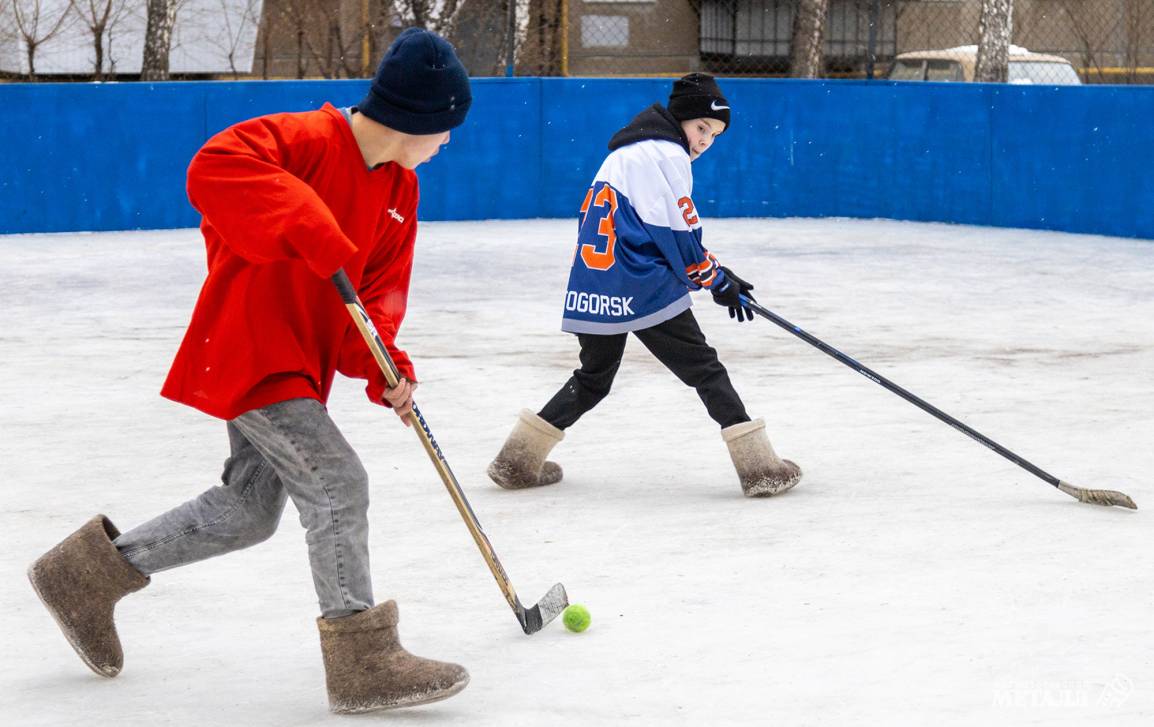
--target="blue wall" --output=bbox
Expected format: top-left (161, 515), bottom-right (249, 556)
top-left (3, 78), bottom-right (1153, 239)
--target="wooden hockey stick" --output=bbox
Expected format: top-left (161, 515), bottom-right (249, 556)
top-left (332, 270), bottom-right (569, 633)
top-left (742, 296), bottom-right (1136, 509)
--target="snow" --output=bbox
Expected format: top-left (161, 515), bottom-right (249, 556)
top-left (942, 45), bottom-right (1034, 56)
top-left (1, 217), bottom-right (1151, 725)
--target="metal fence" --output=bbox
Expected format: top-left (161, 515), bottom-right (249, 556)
top-left (4, 0), bottom-right (1152, 83)
top-left (257, 1), bottom-right (535, 79)
top-left (571, 0), bottom-right (1154, 84)
top-left (256, 0), bottom-right (1154, 84)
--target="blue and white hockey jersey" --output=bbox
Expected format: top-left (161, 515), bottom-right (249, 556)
top-left (561, 105), bottom-right (723, 335)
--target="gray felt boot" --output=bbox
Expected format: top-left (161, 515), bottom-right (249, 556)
top-left (27, 515), bottom-right (150, 677)
top-left (487, 409), bottom-right (564, 489)
top-left (722, 418), bottom-right (803, 497)
top-left (317, 601), bottom-right (469, 714)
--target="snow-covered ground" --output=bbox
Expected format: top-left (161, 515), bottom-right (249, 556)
top-left (1, 218), bottom-right (1151, 726)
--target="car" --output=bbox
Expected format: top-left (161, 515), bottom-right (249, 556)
top-left (887, 45), bottom-right (1082, 85)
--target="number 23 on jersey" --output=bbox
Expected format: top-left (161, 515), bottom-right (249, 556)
top-left (575, 186), bottom-right (700, 271)
top-left (576, 184), bottom-right (619, 271)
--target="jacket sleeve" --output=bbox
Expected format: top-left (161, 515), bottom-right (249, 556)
top-left (633, 153), bottom-right (723, 291)
top-left (336, 210), bottom-right (419, 407)
top-left (186, 114), bottom-right (358, 279)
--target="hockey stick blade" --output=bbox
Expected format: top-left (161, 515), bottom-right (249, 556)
top-left (741, 296), bottom-right (1139, 510)
top-left (1058, 481), bottom-right (1137, 509)
top-left (516, 583), bottom-right (569, 635)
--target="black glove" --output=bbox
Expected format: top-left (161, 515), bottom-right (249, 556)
top-left (710, 266), bottom-right (756, 322)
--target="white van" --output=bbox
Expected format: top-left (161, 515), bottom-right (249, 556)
top-left (887, 45), bottom-right (1082, 85)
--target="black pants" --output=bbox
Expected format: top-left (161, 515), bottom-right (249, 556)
top-left (539, 309), bottom-right (750, 430)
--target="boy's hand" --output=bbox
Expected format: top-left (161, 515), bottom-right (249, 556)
top-left (383, 378), bottom-right (418, 426)
top-left (710, 266), bottom-right (756, 322)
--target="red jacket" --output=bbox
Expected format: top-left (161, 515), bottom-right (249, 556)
top-left (162, 103), bottom-right (418, 420)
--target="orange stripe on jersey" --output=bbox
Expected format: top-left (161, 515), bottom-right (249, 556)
top-left (579, 187), bottom-right (594, 223)
top-left (686, 250), bottom-right (722, 287)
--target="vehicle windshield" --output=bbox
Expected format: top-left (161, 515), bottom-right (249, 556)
top-left (1008, 61), bottom-right (1082, 85)
top-left (888, 60), bottom-right (924, 81)
top-left (926, 60), bottom-right (964, 82)
top-left (888, 59), bottom-right (963, 82)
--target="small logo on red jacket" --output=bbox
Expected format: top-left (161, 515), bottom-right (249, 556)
top-left (388, 208), bottom-right (405, 223)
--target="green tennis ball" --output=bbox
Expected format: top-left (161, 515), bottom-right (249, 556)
top-left (562, 604), bottom-right (591, 633)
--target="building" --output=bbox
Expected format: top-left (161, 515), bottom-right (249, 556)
top-left (564, 0), bottom-right (1154, 82)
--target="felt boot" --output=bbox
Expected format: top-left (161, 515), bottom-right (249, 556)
top-left (487, 409), bottom-right (564, 489)
top-left (317, 601), bottom-right (469, 714)
top-left (27, 515), bottom-right (150, 677)
top-left (722, 419), bottom-right (803, 497)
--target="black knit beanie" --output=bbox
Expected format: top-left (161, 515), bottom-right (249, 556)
top-left (357, 28), bottom-right (472, 135)
top-left (667, 73), bottom-right (730, 131)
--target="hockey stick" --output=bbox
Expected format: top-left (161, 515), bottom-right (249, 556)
top-left (741, 295), bottom-right (1137, 509)
top-left (332, 270), bottom-right (569, 633)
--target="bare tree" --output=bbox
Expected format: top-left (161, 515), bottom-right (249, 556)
top-left (392, 0), bottom-right (463, 36)
top-left (69, 0), bottom-right (131, 80)
top-left (520, 0), bottom-right (562, 76)
top-left (307, 2), bottom-right (360, 78)
top-left (10, 0), bottom-right (74, 80)
top-left (388, 0), bottom-right (514, 75)
top-left (202, 0), bottom-right (261, 78)
top-left (141, 0), bottom-right (177, 80)
top-left (974, 0), bottom-right (1013, 82)
top-left (446, 0), bottom-right (508, 75)
top-left (268, 0), bottom-right (375, 79)
top-left (257, 1), bottom-right (272, 78)
top-left (1123, 0), bottom-right (1144, 83)
top-left (790, 0), bottom-right (829, 78)
top-left (270, 0), bottom-right (314, 79)
top-left (257, 0), bottom-right (523, 80)
top-left (0, 9), bottom-right (19, 64)
top-left (1057, 0), bottom-right (1105, 83)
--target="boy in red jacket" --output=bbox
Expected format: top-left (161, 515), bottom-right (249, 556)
top-left (28, 28), bottom-right (472, 715)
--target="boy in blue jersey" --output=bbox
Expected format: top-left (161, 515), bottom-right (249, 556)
top-left (488, 73), bottom-right (802, 498)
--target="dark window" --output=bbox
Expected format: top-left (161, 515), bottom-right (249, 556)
top-left (700, 0), bottom-right (898, 74)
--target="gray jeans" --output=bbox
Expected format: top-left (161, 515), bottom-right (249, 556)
top-left (114, 398), bottom-right (373, 618)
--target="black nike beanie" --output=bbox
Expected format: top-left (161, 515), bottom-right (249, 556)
top-left (667, 73), bottom-right (730, 131)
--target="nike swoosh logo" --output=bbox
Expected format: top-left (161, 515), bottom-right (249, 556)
top-left (711, 101), bottom-right (730, 111)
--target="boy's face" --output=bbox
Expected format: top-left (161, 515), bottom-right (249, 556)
top-left (398, 130), bottom-right (451, 169)
top-left (680, 117), bottom-right (726, 161)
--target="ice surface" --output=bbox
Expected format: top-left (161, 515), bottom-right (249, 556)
top-left (1, 218), bottom-right (1151, 725)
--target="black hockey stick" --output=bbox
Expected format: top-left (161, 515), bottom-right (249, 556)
top-left (333, 270), bottom-right (569, 633)
top-left (741, 295), bottom-right (1137, 509)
